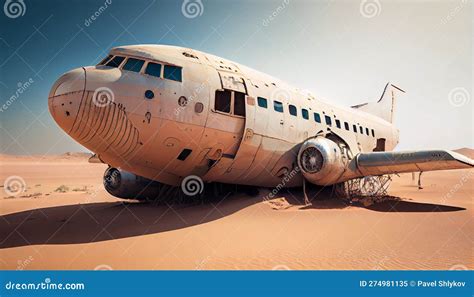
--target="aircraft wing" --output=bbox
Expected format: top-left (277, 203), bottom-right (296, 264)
top-left (355, 150), bottom-right (473, 176)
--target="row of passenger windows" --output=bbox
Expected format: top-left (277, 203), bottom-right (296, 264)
top-left (98, 55), bottom-right (182, 82)
top-left (257, 96), bottom-right (376, 137)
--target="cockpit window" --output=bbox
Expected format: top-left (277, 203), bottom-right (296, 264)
top-left (164, 65), bottom-right (182, 82)
top-left (123, 58), bottom-right (145, 73)
top-left (106, 56), bottom-right (125, 68)
top-left (98, 55), bottom-right (112, 65)
top-left (145, 62), bottom-right (162, 78)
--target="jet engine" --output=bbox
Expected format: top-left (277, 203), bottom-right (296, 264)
top-left (103, 167), bottom-right (161, 200)
top-left (297, 137), bottom-right (350, 186)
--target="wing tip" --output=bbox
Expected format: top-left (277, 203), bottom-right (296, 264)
top-left (446, 150), bottom-right (474, 167)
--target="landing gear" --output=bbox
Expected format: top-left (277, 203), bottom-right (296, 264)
top-left (418, 171), bottom-right (423, 190)
top-left (335, 175), bottom-right (392, 200)
top-left (302, 179), bottom-right (312, 206)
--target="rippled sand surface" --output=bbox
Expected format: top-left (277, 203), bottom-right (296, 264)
top-left (0, 154), bottom-right (472, 270)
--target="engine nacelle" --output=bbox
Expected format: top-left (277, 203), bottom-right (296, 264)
top-left (297, 137), bottom-right (348, 186)
top-left (103, 167), bottom-right (160, 200)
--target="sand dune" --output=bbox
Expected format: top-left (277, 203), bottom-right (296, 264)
top-left (454, 147), bottom-right (474, 159)
top-left (0, 153), bottom-right (472, 270)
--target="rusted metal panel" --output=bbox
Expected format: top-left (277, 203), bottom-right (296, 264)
top-left (218, 72), bottom-right (247, 93)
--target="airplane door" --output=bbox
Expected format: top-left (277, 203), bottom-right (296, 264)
top-left (202, 72), bottom-right (248, 182)
top-left (228, 94), bottom-right (262, 171)
top-left (204, 88), bottom-right (245, 158)
top-left (213, 72), bottom-right (259, 171)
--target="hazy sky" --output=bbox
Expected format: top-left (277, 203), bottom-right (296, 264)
top-left (0, 0), bottom-right (472, 155)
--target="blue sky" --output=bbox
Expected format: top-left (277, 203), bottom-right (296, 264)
top-left (0, 0), bottom-right (472, 155)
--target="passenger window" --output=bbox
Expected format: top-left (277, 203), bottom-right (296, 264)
top-left (106, 56), bottom-right (125, 68)
top-left (314, 113), bottom-right (321, 123)
top-left (145, 62), bottom-right (162, 78)
top-left (325, 115), bottom-right (332, 126)
top-left (234, 92), bottom-right (246, 116)
top-left (353, 125), bottom-right (357, 133)
top-left (122, 58), bottom-right (145, 73)
top-left (344, 122), bottom-right (349, 130)
top-left (215, 90), bottom-right (231, 113)
top-left (366, 127), bottom-right (369, 135)
top-left (274, 101), bottom-right (284, 113)
top-left (335, 119), bottom-right (341, 128)
top-left (302, 109), bottom-right (309, 120)
top-left (98, 55), bottom-right (112, 65)
top-left (359, 126), bottom-right (364, 134)
top-left (164, 65), bottom-right (182, 82)
top-left (257, 97), bottom-right (268, 108)
top-left (289, 105), bottom-right (297, 116)
top-left (371, 129), bottom-right (375, 137)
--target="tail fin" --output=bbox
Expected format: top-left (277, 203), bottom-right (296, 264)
top-left (351, 83), bottom-right (405, 123)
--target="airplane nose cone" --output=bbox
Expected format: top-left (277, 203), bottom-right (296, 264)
top-left (48, 68), bottom-right (86, 133)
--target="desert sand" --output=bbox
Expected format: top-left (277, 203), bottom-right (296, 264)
top-left (0, 150), bottom-right (472, 270)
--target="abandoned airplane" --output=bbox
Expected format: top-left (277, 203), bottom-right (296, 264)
top-left (48, 44), bottom-right (473, 200)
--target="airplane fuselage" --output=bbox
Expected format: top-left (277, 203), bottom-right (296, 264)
top-left (48, 45), bottom-right (399, 188)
